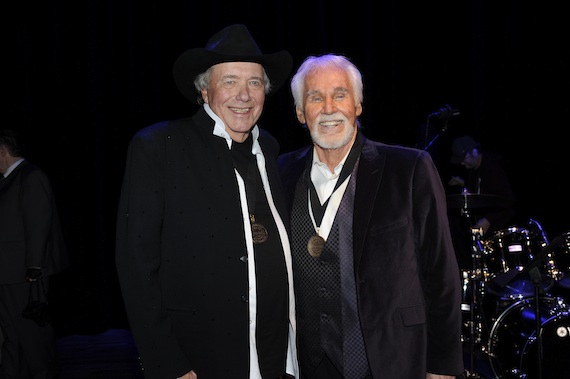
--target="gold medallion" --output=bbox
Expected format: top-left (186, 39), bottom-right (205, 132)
top-left (252, 223), bottom-right (268, 244)
top-left (250, 214), bottom-right (268, 244)
top-left (307, 235), bottom-right (325, 257)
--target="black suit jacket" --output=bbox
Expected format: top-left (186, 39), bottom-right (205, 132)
top-left (278, 135), bottom-right (464, 378)
top-left (115, 107), bottom-right (298, 379)
top-left (0, 160), bottom-right (69, 284)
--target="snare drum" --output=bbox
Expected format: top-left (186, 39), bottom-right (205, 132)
top-left (487, 296), bottom-right (570, 379)
top-left (483, 227), bottom-right (554, 299)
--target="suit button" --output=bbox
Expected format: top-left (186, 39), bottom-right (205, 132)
top-left (240, 255), bottom-right (248, 263)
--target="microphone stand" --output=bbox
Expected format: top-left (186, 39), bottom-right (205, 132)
top-left (422, 104), bottom-right (459, 150)
top-left (423, 117), bottom-right (449, 152)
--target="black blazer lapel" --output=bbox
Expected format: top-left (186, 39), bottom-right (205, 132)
top-left (353, 139), bottom-right (386, 262)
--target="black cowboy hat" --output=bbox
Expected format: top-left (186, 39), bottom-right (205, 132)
top-left (173, 24), bottom-right (293, 103)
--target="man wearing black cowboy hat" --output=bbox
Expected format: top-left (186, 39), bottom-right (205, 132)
top-left (116, 24), bottom-right (298, 379)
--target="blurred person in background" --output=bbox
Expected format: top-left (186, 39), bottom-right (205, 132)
top-left (0, 129), bottom-right (69, 379)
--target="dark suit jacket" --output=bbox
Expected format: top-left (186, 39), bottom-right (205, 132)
top-left (0, 160), bottom-right (69, 284)
top-left (278, 135), bottom-right (464, 378)
top-left (116, 107), bottom-right (297, 379)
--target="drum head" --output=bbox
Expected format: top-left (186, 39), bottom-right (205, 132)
top-left (521, 311), bottom-right (570, 378)
top-left (487, 271), bottom-right (554, 300)
top-left (488, 296), bottom-right (569, 379)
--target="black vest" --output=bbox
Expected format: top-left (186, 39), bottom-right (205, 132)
top-left (290, 157), bottom-right (370, 378)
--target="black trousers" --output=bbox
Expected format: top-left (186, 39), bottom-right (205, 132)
top-left (301, 354), bottom-right (372, 379)
top-left (0, 280), bottom-right (60, 379)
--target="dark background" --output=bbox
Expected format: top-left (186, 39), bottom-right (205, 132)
top-left (5, 1), bottom-right (568, 336)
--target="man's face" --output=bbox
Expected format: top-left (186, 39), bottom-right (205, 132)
top-left (461, 148), bottom-right (480, 169)
top-left (296, 66), bottom-right (362, 151)
top-left (202, 61), bottom-right (266, 142)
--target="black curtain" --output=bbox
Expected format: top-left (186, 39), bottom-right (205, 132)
top-left (5, 0), bottom-right (568, 336)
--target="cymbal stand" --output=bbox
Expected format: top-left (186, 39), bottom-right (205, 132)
top-left (459, 194), bottom-right (485, 379)
top-left (461, 227), bottom-right (486, 379)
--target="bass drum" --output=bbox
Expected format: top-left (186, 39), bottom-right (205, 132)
top-left (487, 296), bottom-right (570, 379)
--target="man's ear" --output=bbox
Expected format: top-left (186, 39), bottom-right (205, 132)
top-left (295, 107), bottom-right (306, 124)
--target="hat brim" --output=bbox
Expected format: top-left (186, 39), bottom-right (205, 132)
top-left (173, 48), bottom-right (293, 103)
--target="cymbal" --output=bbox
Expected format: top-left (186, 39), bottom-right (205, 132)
top-left (447, 193), bottom-right (504, 209)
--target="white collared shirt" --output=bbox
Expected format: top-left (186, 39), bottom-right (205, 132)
top-left (3, 157), bottom-right (25, 178)
top-left (309, 148), bottom-right (351, 241)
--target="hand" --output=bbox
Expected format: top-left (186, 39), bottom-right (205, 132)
top-left (26, 267), bottom-right (43, 282)
top-left (474, 217), bottom-right (491, 235)
top-left (178, 371), bottom-right (197, 379)
top-left (448, 176), bottom-right (465, 187)
top-left (426, 373), bottom-right (456, 379)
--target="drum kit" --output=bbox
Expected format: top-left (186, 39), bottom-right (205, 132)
top-left (448, 192), bottom-right (570, 379)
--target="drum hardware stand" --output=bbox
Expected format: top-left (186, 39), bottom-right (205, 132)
top-left (460, 226), bottom-right (486, 379)
top-left (453, 189), bottom-right (496, 378)
top-left (528, 218), bottom-right (549, 248)
top-left (529, 266), bottom-right (544, 379)
top-left (520, 234), bottom-right (565, 379)
top-left (528, 218), bottom-right (559, 279)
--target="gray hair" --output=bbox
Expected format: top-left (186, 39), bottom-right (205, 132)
top-left (290, 54), bottom-right (364, 110)
top-left (193, 66), bottom-right (273, 105)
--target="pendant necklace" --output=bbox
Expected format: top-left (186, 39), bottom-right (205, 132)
top-left (305, 133), bottom-right (363, 257)
top-left (307, 190), bottom-right (327, 257)
top-left (232, 139), bottom-right (268, 244)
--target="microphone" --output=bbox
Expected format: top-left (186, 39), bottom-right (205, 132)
top-left (422, 103), bottom-right (461, 150)
top-left (429, 104), bottom-right (460, 120)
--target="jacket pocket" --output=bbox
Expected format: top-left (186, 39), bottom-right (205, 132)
top-left (398, 305), bottom-right (426, 326)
